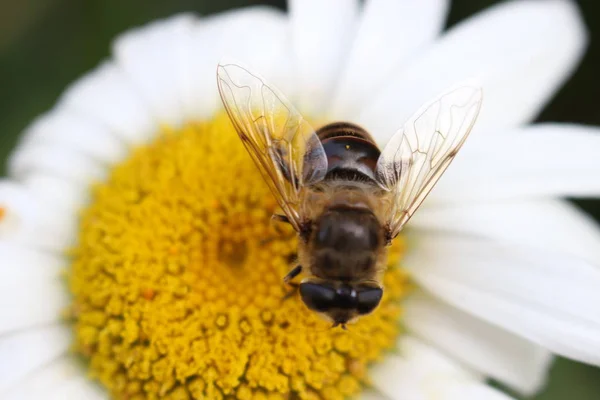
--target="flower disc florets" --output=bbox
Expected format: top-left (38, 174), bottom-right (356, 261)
top-left (69, 114), bottom-right (409, 399)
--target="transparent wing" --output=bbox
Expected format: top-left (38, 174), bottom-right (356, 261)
top-left (376, 83), bottom-right (483, 240)
top-left (216, 62), bottom-right (328, 231)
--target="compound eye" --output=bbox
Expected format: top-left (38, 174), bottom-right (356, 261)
top-left (356, 287), bottom-right (383, 315)
top-left (299, 282), bottom-right (336, 312)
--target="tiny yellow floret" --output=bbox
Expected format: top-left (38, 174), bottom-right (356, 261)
top-left (69, 113), bottom-right (410, 399)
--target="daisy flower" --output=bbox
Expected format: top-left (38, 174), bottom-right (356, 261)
top-left (2, 0), bottom-right (600, 399)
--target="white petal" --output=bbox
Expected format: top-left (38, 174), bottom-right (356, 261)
top-left (290, 0), bottom-right (360, 116)
top-left (0, 242), bottom-right (68, 334)
top-left (112, 14), bottom-right (198, 127)
top-left (397, 336), bottom-right (476, 378)
top-left (359, 0), bottom-right (587, 142)
top-left (16, 110), bottom-right (127, 165)
top-left (431, 124), bottom-right (600, 202)
top-left (0, 242), bottom-right (65, 281)
top-left (156, 14), bottom-right (197, 123)
top-left (44, 377), bottom-right (106, 400)
top-left (371, 336), bottom-right (513, 400)
top-left (4, 357), bottom-right (78, 399)
top-left (21, 173), bottom-right (89, 213)
top-left (353, 390), bottom-right (390, 400)
top-left (405, 291), bottom-right (552, 395)
top-left (331, 0), bottom-right (449, 119)
top-left (4, 356), bottom-right (105, 400)
top-left (8, 142), bottom-right (107, 187)
top-left (432, 382), bottom-right (514, 400)
top-left (188, 7), bottom-right (291, 119)
top-left (0, 325), bottom-right (70, 393)
top-left (58, 61), bottom-right (156, 145)
top-left (407, 232), bottom-right (600, 366)
top-left (0, 181), bottom-right (77, 252)
top-left (411, 199), bottom-right (600, 266)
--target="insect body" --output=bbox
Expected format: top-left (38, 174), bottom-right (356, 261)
top-left (217, 63), bottom-right (482, 328)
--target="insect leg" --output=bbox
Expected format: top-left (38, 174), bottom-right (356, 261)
top-left (282, 265), bottom-right (302, 301)
top-left (272, 214), bottom-right (291, 225)
top-left (282, 282), bottom-right (299, 301)
top-left (283, 265), bottom-right (302, 283)
top-left (331, 322), bottom-right (348, 330)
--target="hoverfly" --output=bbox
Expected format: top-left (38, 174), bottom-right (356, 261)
top-left (217, 63), bottom-right (482, 328)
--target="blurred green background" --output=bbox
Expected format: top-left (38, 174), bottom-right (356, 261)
top-left (0, 0), bottom-right (598, 399)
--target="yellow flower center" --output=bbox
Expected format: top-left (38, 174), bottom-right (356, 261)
top-left (69, 113), bottom-right (410, 400)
